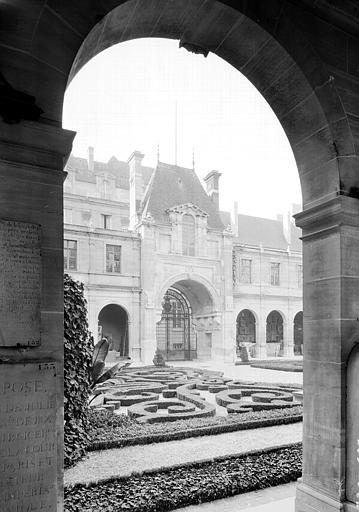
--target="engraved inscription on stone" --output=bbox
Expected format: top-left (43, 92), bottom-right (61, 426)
top-left (0, 220), bottom-right (41, 346)
top-left (0, 363), bottom-right (57, 512)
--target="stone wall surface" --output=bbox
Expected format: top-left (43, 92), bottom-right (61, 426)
top-left (0, 121), bottom-right (74, 511)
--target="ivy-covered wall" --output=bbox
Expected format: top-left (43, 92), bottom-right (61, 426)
top-left (64, 273), bottom-right (93, 468)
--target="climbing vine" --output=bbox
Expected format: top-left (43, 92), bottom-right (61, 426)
top-left (64, 273), bottom-right (94, 468)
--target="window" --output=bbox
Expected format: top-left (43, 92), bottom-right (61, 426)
top-left (101, 214), bottom-right (111, 230)
top-left (182, 214), bottom-right (195, 256)
top-left (106, 244), bottom-right (121, 273)
top-left (64, 240), bottom-right (77, 270)
top-left (297, 264), bottom-right (303, 287)
top-left (240, 259), bottom-right (252, 283)
top-left (270, 262), bottom-right (280, 286)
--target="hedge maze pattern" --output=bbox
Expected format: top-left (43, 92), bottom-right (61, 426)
top-left (91, 367), bottom-right (300, 423)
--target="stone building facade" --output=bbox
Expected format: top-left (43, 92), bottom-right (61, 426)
top-left (5, 4), bottom-right (359, 510)
top-left (64, 148), bottom-right (302, 363)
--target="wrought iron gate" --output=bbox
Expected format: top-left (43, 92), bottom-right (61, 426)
top-left (156, 288), bottom-right (196, 360)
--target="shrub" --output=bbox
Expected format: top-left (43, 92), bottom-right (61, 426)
top-left (64, 273), bottom-right (94, 468)
top-left (89, 337), bottom-right (129, 396)
top-left (88, 406), bottom-right (303, 450)
top-left (153, 349), bottom-right (166, 366)
top-left (251, 360), bottom-right (303, 372)
top-left (64, 443), bottom-right (302, 512)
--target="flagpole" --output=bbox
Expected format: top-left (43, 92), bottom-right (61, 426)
top-left (175, 99), bottom-right (178, 165)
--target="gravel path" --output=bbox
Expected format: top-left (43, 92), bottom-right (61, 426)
top-left (64, 422), bottom-right (302, 487)
top-left (174, 482), bottom-right (296, 511)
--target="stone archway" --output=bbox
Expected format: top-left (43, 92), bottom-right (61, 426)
top-left (156, 287), bottom-right (196, 361)
top-left (98, 304), bottom-right (129, 356)
top-left (156, 277), bottom-right (219, 361)
top-left (236, 309), bottom-right (256, 356)
top-left (2, 3), bottom-right (359, 512)
top-left (266, 310), bottom-right (284, 357)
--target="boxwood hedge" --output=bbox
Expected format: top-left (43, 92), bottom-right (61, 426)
top-left (88, 406), bottom-right (303, 450)
top-left (64, 443), bottom-right (302, 512)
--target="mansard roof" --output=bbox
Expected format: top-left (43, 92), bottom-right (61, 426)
top-left (220, 212), bottom-right (302, 252)
top-left (140, 162), bottom-right (225, 230)
top-left (66, 154), bottom-right (153, 189)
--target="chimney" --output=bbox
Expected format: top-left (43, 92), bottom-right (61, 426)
top-left (88, 146), bottom-right (94, 171)
top-left (128, 150), bottom-right (144, 229)
top-left (204, 170), bottom-right (221, 210)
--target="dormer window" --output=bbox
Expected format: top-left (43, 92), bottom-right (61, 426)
top-left (182, 214), bottom-right (195, 256)
top-left (166, 204), bottom-right (208, 257)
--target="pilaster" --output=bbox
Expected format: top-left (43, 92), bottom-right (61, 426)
top-left (256, 317), bottom-right (267, 359)
top-left (0, 120), bottom-right (75, 512)
top-left (283, 314), bottom-right (294, 357)
top-left (294, 196), bottom-right (359, 511)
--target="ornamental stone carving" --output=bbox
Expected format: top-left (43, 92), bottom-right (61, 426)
top-left (166, 203), bottom-right (209, 218)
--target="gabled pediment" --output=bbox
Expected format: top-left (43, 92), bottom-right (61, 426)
top-left (166, 203), bottom-right (208, 217)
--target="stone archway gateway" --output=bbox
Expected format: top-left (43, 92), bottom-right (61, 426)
top-left (156, 278), bottom-right (219, 361)
top-left (1, 2), bottom-right (359, 511)
top-left (156, 288), bottom-right (196, 361)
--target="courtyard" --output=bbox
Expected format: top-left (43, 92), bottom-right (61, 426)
top-left (2, 2), bottom-right (359, 512)
top-left (64, 361), bottom-right (303, 511)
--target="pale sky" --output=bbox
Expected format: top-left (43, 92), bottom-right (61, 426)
top-left (63, 38), bottom-right (301, 219)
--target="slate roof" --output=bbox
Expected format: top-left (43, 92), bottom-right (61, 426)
top-left (66, 154), bottom-right (153, 190)
top-left (66, 153), bottom-right (300, 250)
top-left (140, 162), bottom-right (225, 230)
top-left (219, 212), bottom-right (302, 251)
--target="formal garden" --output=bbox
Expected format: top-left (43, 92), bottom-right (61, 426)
top-left (64, 274), bottom-right (303, 511)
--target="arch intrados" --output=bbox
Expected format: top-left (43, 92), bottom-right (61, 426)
top-left (98, 302), bottom-right (129, 320)
top-left (63, 0), bottom-right (352, 205)
top-left (236, 308), bottom-right (258, 324)
top-left (156, 274), bottom-right (219, 311)
top-left (294, 311), bottom-right (303, 322)
top-left (266, 310), bottom-right (285, 322)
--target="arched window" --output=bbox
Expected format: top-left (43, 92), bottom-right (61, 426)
top-left (266, 311), bottom-right (283, 343)
top-left (236, 309), bottom-right (256, 347)
top-left (182, 214), bottom-right (195, 256)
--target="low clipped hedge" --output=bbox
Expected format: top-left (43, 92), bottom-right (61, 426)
top-left (64, 443), bottom-right (302, 512)
top-left (88, 406), bottom-right (303, 450)
top-left (251, 361), bottom-right (303, 372)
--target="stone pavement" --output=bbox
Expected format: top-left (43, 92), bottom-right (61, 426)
top-left (64, 422), bottom-right (302, 486)
top-left (174, 482), bottom-right (296, 511)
